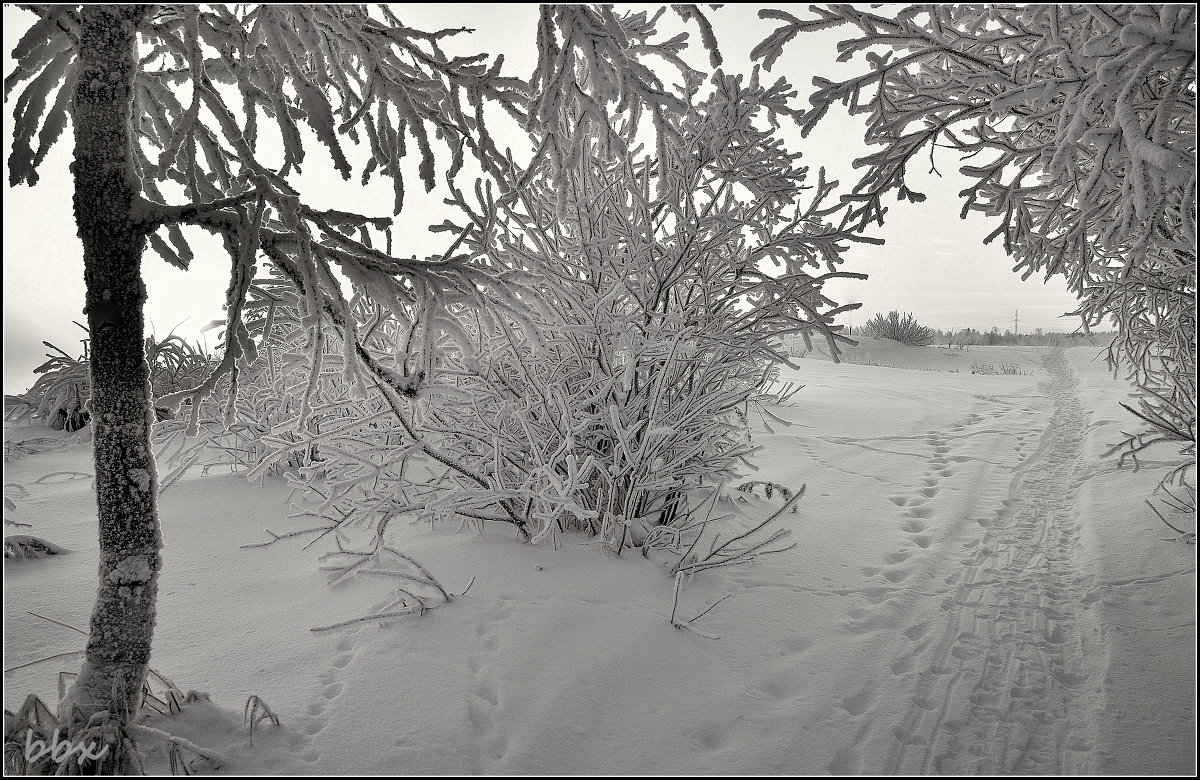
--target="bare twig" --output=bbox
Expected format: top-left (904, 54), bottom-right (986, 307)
top-left (239, 526), bottom-right (336, 549)
top-left (310, 605), bottom-right (426, 632)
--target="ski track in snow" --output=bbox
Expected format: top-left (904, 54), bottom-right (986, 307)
top-left (885, 346), bottom-right (1099, 773)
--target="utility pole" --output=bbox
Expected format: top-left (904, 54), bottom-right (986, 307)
top-left (1014, 310), bottom-right (1019, 336)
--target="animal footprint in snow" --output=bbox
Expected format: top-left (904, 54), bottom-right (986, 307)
top-left (839, 687), bottom-right (874, 716)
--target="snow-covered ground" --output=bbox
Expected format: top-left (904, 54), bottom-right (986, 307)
top-left (4, 341), bottom-right (1195, 774)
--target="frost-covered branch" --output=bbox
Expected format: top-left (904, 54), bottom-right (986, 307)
top-left (131, 190), bottom-right (262, 231)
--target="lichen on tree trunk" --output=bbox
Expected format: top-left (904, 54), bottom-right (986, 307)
top-left (58, 4), bottom-right (163, 728)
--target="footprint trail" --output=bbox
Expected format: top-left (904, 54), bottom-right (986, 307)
top-left (885, 346), bottom-right (1099, 774)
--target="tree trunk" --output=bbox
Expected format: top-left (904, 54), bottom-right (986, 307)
top-left (58, 4), bottom-right (161, 727)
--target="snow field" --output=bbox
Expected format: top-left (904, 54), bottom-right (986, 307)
top-left (3, 343), bottom-right (1194, 774)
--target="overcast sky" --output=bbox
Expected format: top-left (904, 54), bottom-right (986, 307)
top-left (2, 4), bottom-right (1085, 396)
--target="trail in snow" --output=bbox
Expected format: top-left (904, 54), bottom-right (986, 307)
top-left (467, 596), bottom-right (513, 771)
top-left (295, 630), bottom-right (355, 763)
top-left (885, 346), bottom-right (1099, 773)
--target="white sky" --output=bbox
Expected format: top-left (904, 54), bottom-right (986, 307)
top-left (2, 4), bottom-right (1084, 396)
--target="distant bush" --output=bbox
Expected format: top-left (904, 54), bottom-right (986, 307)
top-left (971, 362), bottom-right (1027, 376)
top-left (6, 329), bottom-right (215, 429)
top-left (863, 311), bottom-right (935, 346)
top-left (844, 352), bottom-right (884, 367)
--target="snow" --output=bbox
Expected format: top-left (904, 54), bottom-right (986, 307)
top-left (105, 555), bottom-right (152, 585)
top-left (3, 342), bottom-right (1194, 774)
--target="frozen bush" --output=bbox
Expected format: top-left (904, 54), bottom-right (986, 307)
top-left (6, 332), bottom-right (215, 430)
top-left (863, 311), bottom-right (935, 346)
top-left (241, 67), bottom-right (877, 554)
top-left (971, 363), bottom-right (1027, 376)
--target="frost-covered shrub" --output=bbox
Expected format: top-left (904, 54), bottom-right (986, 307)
top-left (4, 488), bottom-right (64, 561)
top-left (117, 8), bottom-right (874, 560)
top-left (235, 67), bottom-right (875, 554)
top-left (153, 276), bottom-right (339, 485)
top-left (970, 362), bottom-right (1027, 376)
top-left (4, 341), bottom-right (89, 427)
top-left (5, 331), bottom-right (222, 483)
top-left (862, 311), bottom-right (935, 346)
top-left (6, 332), bottom-right (215, 430)
top-left (3, 535), bottom-right (65, 560)
top-left (402, 70), bottom-right (872, 552)
top-left (145, 335), bottom-right (215, 402)
top-left (1103, 291), bottom-right (1196, 485)
top-left (844, 353), bottom-right (883, 367)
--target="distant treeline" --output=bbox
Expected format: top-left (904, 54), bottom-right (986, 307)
top-left (927, 327), bottom-right (1116, 348)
